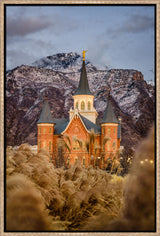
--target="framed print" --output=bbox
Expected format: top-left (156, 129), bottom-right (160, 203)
top-left (0, 0), bottom-right (159, 235)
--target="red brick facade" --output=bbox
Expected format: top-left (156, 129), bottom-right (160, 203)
top-left (37, 114), bottom-right (121, 169)
top-left (37, 123), bottom-right (54, 155)
top-left (101, 124), bottom-right (120, 162)
top-left (62, 114), bottom-right (95, 167)
top-left (37, 58), bottom-right (121, 169)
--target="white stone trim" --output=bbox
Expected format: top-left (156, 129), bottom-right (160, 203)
top-left (37, 123), bottom-right (54, 127)
top-left (101, 123), bottom-right (118, 127)
top-left (61, 111), bottom-right (89, 134)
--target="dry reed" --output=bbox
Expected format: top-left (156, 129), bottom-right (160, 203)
top-left (6, 174), bottom-right (53, 231)
top-left (6, 143), bottom-right (124, 231)
top-left (82, 126), bottom-right (155, 231)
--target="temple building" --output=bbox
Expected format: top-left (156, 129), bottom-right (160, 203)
top-left (37, 51), bottom-right (121, 168)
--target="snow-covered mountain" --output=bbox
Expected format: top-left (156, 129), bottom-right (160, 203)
top-left (147, 80), bottom-right (155, 86)
top-left (32, 52), bottom-right (98, 73)
top-left (6, 52), bottom-right (155, 153)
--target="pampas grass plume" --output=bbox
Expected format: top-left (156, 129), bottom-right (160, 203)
top-left (6, 174), bottom-right (53, 231)
top-left (82, 126), bottom-right (155, 231)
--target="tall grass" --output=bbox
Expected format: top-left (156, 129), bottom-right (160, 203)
top-left (6, 144), bottom-right (123, 231)
top-left (6, 126), bottom-right (155, 231)
top-left (6, 174), bottom-right (53, 231)
top-left (82, 126), bottom-right (155, 231)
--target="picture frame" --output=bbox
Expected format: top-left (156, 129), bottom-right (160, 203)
top-left (0, 0), bottom-right (159, 235)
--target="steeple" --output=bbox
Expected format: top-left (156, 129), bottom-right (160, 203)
top-left (74, 51), bottom-right (92, 95)
top-left (37, 96), bottom-right (54, 124)
top-left (70, 51), bottom-right (97, 123)
top-left (101, 98), bottom-right (118, 124)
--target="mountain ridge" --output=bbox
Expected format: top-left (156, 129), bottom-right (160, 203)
top-left (6, 52), bottom-right (155, 154)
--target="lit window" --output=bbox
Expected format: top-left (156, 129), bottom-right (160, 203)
top-left (102, 127), bottom-right (105, 134)
top-left (112, 141), bottom-right (116, 150)
top-left (49, 128), bottom-right (52, 134)
top-left (43, 141), bottom-right (46, 147)
top-left (75, 157), bottom-right (78, 164)
top-left (88, 101), bottom-right (91, 110)
top-left (77, 141), bottom-right (80, 150)
top-left (75, 102), bottom-right (78, 109)
top-left (81, 101), bottom-right (85, 110)
top-left (108, 128), bottom-right (110, 135)
top-left (73, 140), bottom-right (76, 150)
top-left (83, 141), bottom-right (86, 150)
top-left (107, 141), bottom-right (111, 151)
top-left (73, 140), bottom-right (80, 150)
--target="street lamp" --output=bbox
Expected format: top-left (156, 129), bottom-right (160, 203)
top-left (97, 156), bottom-right (101, 168)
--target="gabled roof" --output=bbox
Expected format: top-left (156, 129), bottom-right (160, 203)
top-left (61, 112), bottom-right (100, 135)
top-left (37, 99), bottom-right (54, 124)
top-left (101, 99), bottom-right (118, 124)
top-left (79, 114), bottom-right (100, 134)
top-left (74, 61), bottom-right (92, 96)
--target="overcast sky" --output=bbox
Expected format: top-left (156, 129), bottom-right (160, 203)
top-left (6, 5), bottom-right (155, 81)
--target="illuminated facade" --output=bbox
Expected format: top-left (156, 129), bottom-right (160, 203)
top-left (37, 52), bottom-right (121, 168)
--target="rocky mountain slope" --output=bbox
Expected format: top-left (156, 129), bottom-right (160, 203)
top-left (6, 52), bottom-right (155, 153)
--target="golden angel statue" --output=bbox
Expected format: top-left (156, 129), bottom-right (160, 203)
top-left (82, 50), bottom-right (87, 61)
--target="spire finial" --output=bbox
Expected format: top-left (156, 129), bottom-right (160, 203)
top-left (82, 50), bottom-right (87, 61)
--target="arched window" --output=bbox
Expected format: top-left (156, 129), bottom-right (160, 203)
top-left (73, 140), bottom-right (76, 150)
top-left (108, 128), bottom-right (111, 135)
top-left (75, 102), bottom-right (78, 109)
top-left (73, 140), bottom-right (80, 150)
top-left (102, 127), bottom-right (105, 135)
top-left (49, 141), bottom-right (52, 151)
top-left (75, 157), bottom-right (78, 164)
top-left (112, 141), bottom-right (116, 150)
top-left (107, 141), bottom-right (111, 151)
top-left (88, 101), bottom-right (91, 110)
top-left (83, 141), bottom-right (86, 151)
top-left (81, 101), bottom-right (85, 110)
